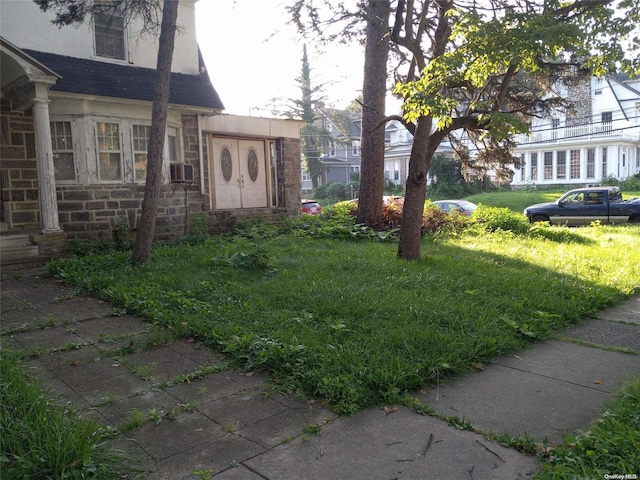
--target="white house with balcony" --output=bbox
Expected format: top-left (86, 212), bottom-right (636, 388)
top-left (511, 74), bottom-right (640, 188)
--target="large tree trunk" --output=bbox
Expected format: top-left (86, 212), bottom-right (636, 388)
top-left (397, 116), bottom-right (435, 260)
top-left (356, 0), bottom-right (390, 227)
top-left (131, 0), bottom-right (178, 265)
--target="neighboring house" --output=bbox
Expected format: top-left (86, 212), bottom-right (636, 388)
top-left (511, 74), bottom-right (640, 188)
top-left (300, 112), bottom-right (457, 194)
top-left (1, 0), bottom-right (302, 261)
top-left (303, 107), bottom-right (361, 191)
top-left (384, 119), bottom-right (454, 188)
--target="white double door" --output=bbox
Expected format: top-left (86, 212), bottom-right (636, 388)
top-left (210, 137), bottom-right (268, 209)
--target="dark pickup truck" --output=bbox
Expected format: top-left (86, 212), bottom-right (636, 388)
top-left (524, 186), bottom-right (640, 226)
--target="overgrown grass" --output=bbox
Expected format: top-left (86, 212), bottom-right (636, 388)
top-left (536, 376), bottom-right (640, 479)
top-left (0, 348), bottom-right (138, 479)
top-left (47, 223), bottom-right (640, 415)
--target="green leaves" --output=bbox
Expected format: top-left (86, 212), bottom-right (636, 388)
top-left (395, 1), bottom-right (640, 141)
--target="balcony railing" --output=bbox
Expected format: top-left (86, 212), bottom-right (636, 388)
top-left (514, 119), bottom-right (640, 145)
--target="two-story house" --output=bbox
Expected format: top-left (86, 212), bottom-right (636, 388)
top-left (301, 107), bottom-right (362, 192)
top-left (511, 74), bottom-right (640, 188)
top-left (1, 0), bottom-right (302, 262)
top-left (383, 119), bottom-right (455, 188)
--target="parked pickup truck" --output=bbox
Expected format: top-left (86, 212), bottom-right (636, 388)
top-left (524, 186), bottom-right (640, 226)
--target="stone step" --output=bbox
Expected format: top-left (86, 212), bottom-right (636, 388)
top-left (0, 232), bottom-right (40, 264)
top-left (0, 244), bottom-right (40, 263)
top-left (0, 233), bottom-right (33, 249)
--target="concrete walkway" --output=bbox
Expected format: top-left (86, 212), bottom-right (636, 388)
top-left (1, 267), bottom-right (638, 479)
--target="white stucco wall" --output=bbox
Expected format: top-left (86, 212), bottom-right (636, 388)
top-left (0, 0), bottom-right (199, 74)
top-left (202, 114), bottom-right (304, 139)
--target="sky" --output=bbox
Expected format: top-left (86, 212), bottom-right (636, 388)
top-left (195, 0), bottom-right (367, 117)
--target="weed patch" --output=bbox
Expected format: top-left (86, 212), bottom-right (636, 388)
top-left (0, 348), bottom-right (138, 478)
top-left (536, 376), bottom-right (640, 478)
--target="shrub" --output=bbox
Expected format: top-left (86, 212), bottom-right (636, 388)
top-left (421, 204), bottom-right (471, 235)
top-left (620, 174), bottom-right (640, 191)
top-left (471, 205), bottom-right (530, 234)
top-left (312, 184), bottom-right (329, 199)
top-left (326, 183), bottom-right (347, 201)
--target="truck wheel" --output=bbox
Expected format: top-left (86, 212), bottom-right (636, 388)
top-left (531, 215), bottom-right (550, 225)
top-left (630, 216), bottom-right (640, 224)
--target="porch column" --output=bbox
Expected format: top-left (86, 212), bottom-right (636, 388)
top-left (32, 94), bottom-right (61, 233)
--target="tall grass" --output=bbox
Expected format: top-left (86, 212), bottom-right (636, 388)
top-left (536, 377), bottom-right (640, 478)
top-left (0, 348), bottom-right (138, 479)
top-left (48, 224), bottom-right (640, 414)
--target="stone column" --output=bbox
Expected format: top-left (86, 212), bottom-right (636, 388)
top-left (32, 94), bottom-right (61, 234)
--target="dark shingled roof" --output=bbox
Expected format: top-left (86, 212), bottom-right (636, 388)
top-left (24, 49), bottom-right (224, 110)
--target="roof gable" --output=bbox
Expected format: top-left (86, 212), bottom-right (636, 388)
top-left (24, 49), bottom-right (224, 110)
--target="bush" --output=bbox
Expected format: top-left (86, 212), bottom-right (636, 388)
top-left (422, 204), bottom-right (470, 235)
top-left (471, 205), bottom-right (530, 234)
top-left (620, 174), bottom-right (640, 191)
top-left (326, 183), bottom-right (347, 201)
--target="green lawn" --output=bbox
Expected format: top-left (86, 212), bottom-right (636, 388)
top-left (15, 204), bottom-right (638, 478)
top-left (48, 223), bottom-right (640, 415)
top-left (465, 189), bottom-right (640, 213)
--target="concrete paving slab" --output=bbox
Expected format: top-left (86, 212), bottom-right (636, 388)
top-left (8, 326), bottom-right (87, 351)
top-left (495, 341), bottom-right (640, 393)
top-left (245, 407), bottom-right (539, 480)
top-left (125, 345), bottom-right (186, 366)
top-left (39, 345), bottom-right (104, 371)
top-left (145, 434), bottom-right (265, 480)
top-left (197, 391), bottom-right (290, 431)
top-left (166, 371), bottom-right (251, 404)
top-left (69, 316), bottom-right (145, 345)
top-left (562, 319), bottom-right (640, 352)
top-left (46, 356), bottom-right (129, 383)
top-left (0, 275), bottom-right (77, 306)
top-left (126, 411), bottom-right (228, 461)
top-left (97, 389), bottom-right (178, 426)
top-left (597, 295), bottom-right (640, 324)
top-left (418, 363), bottom-right (610, 444)
top-left (419, 340), bottom-right (640, 444)
top-left (1, 309), bottom-right (50, 332)
top-left (236, 403), bottom-right (337, 449)
top-left (211, 465), bottom-right (265, 480)
top-left (68, 367), bottom-right (149, 405)
top-left (168, 340), bottom-right (228, 367)
top-left (39, 296), bottom-right (112, 320)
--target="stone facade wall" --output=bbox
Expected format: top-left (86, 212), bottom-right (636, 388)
top-left (281, 137), bottom-right (302, 213)
top-left (565, 76), bottom-right (592, 126)
top-left (0, 98), bottom-right (40, 229)
top-left (1, 103), bottom-right (302, 244)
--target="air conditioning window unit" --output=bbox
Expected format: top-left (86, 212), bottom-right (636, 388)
top-left (170, 163), bottom-right (194, 182)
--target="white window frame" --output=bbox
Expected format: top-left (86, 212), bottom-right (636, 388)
top-left (131, 124), bottom-right (151, 182)
top-left (556, 151), bottom-right (566, 179)
top-left (530, 152), bottom-right (538, 181)
top-left (543, 152), bottom-right (553, 180)
top-left (586, 148), bottom-right (595, 179)
top-left (96, 121), bottom-right (124, 182)
top-left (50, 120), bottom-right (77, 183)
top-left (570, 149), bottom-right (581, 179)
top-left (93, 6), bottom-right (127, 61)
